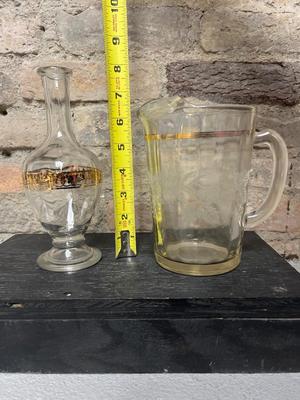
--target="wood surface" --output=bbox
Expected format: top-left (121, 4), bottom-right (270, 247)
top-left (0, 232), bottom-right (299, 373)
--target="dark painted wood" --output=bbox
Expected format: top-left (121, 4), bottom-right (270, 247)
top-left (0, 232), bottom-right (299, 301)
top-left (0, 319), bottom-right (299, 373)
top-left (0, 232), bottom-right (299, 373)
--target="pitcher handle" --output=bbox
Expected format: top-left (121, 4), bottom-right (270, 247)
top-left (246, 129), bottom-right (289, 228)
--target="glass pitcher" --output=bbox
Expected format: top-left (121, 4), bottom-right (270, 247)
top-left (138, 97), bottom-right (288, 276)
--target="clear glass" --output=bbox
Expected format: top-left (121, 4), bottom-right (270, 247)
top-left (23, 66), bottom-right (102, 272)
top-left (138, 96), bottom-right (288, 276)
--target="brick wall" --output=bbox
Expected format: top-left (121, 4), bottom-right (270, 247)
top-left (0, 0), bottom-right (299, 263)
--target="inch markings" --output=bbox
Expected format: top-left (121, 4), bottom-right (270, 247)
top-left (102, 0), bottom-right (136, 257)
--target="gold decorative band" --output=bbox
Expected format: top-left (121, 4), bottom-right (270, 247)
top-left (24, 166), bottom-right (101, 191)
top-left (145, 130), bottom-right (248, 141)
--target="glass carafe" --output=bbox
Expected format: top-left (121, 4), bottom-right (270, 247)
top-left (23, 66), bottom-right (102, 272)
top-left (138, 97), bottom-right (288, 276)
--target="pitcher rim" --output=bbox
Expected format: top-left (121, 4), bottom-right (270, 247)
top-left (138, 97), bottom-right (256, 117)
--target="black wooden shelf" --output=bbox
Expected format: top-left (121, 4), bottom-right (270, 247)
top-left (0, 232), bottom-right (299, 373)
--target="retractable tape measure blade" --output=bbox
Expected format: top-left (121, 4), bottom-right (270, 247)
top-left (102, 0), bottom-right (137, 258)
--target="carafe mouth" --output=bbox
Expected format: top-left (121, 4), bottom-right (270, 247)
top-left (37, 66), bottom-right (73, 80)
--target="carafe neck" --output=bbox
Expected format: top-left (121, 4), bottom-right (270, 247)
top-left (39, 66), bottom-right (76, 143)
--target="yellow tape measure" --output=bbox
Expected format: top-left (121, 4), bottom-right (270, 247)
top-left (102, 0), bottom-right (136, 257)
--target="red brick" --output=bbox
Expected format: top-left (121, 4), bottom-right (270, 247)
top-left (0, 165), bottom-right (23, 193)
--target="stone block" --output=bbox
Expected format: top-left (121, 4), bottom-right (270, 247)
top-left (0, 7), bottom-right (41, 54)
top-left (20, 60), bottom-right (161, 101)
top-left (128, 0), bottom-right (209, 8)
top-left (57, 8), bottom-right (104, 56)
top-left (73, 105), bottom-right (108, 147)
top-left (0, 150), bottom-right (30, 165)
top-left (128, 6), bottom-right (202, 54)
top-left (285, 239), bottom-right (300, 261)
top-left (256, 105), bottom-right (300, 148)
top-left (81, 102), bottom-right (146, 149)
top-left (249, 153), bottom-right (290, 193)
top-left (62, 0), bottom-right (100, 13)
top-left (292, 159), bottom-right (300, 190)
top-left (167, 61), bottom-right (300, 106)
top-left (207, 0), bottom-right (300, 13)
top-left (0, 72), bottom-right (17, 107)
top-left (0, 105), bottom-right (109, 150)
top-left (288, 191), bottom-right (300, 234)
top-left (249, 158), bottom-right (273, 189)
top-left (130, 61), bottom-right (162, 101)
top-left (200, 10), bottom-right (300, 55)
top-left (134, 153), bottom-right (149, 192)
top-left (69, 103), bottom-right (151, 149)
top-left (173, 0), bottom-right (300, 12)
top-left (0, 109), bottom-right (45, 149)
top-left (87, 147), bottom-right (111, 187)
top-left (57, 5), bottom-right (201, 56)
top-left (0, 193), bottom-right (41, 233)
top-left (130, 0), bottom-right (300, 11)
top-left (247, 188), bottom-right (288, 232)
top-left (135, 191), bottom-right (152, 231)
top-left (0, 103), bottom-right (145, 150)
